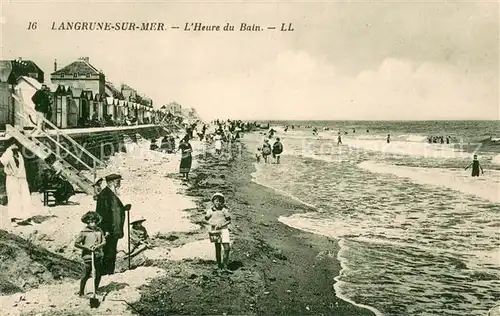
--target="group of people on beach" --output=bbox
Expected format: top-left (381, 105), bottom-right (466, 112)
top-left (428, 135), bottom-right (452, 144)
top-left (75, 173), bottom-right (157, 296)
top-left (0, 116), bottom-right (490, 303)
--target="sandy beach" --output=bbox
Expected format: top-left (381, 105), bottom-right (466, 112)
top-left (0, 134), bottom-right (206, 315)
top-left (0, 133), bottom-right (374, 315)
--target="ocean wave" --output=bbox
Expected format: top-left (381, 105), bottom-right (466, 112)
top-left (246, 126), bottom-right (500, 316)
top-left (250, 165), bottom-right (317, 210)
top-left (492, 154), bottom-right (500, 165)
top-left (359, 161), bottom-right (500, 203)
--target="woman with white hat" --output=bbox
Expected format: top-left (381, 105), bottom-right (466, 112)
top-left (205, 192), bottom-right (232, 271)
top-left (0, 137), bottom-right (33, 228)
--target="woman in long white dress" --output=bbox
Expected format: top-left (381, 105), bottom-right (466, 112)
top-left (0, 137), bottom-right (33, 228)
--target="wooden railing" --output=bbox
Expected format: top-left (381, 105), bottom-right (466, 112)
top-left (11, 93), bottom-right (106, 183)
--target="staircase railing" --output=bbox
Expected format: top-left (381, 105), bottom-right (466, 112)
top-left (11, 93), bottom-right (106, 183)
top-left (12, 94), bottom-right (105, 164)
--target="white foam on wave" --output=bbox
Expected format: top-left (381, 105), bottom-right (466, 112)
top-left (251, 163), bottom-right (383, 315)
top-left (334, 239), bottom-right (385, 316)
top-left (492, 154), bottom-right (500, 165)
top-left (405, 134), bottom-right (428, 142)
top-left (278, 215), bottom-right (384, 315)
top-left (250, 164), bottom-right (317, 209)
top-left (359, 161), bottom-right (500, 203)
top-left (346, 139), bottom-right (472, 159)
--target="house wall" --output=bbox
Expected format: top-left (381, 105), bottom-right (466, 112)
top-left (0, 125), bottom-right (166, 203)
top-left (0, 83), bottom-right (13, 130)
top-left (12, 85), bottom-right (34, 128)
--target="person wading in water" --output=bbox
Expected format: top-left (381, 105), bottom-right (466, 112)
top-left (261, 139), bottom-right (272, 163)
top-left (465, 154), bottom-right (484, 177)
top-left (272, 137), bottom-right (283, 164)
top-left (95, 174), bottom-right (131, 275)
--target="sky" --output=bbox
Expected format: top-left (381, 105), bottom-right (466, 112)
top-left (0, 1), bottom-right (498, 121)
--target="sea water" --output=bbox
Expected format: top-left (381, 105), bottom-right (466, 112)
top-left (247, 120), bottom-right (500, 316)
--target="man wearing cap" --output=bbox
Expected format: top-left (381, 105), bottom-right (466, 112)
top-left (95, 173), bottom-right (131, 275)
top-left (31, 84), bottom-right (51, 135)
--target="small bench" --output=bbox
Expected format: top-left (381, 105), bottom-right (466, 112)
top-left (42, 189), bottom-right (58, 207)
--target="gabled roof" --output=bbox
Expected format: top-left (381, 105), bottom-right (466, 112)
top-left (105, 81), bottom-right (123, 99)
top-left (121, 84), bottom-right (134, 90)
top-left (12, 60), bottom-right (43, 74)
top-left (2, 60), bottom-right (43, 84)
top-left (51, 59), bottom-right (101, 76)
top-left (17, 76), bottom-right (42, 90)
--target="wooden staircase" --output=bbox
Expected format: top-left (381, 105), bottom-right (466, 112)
top-left (9, 93), bottom-right (106, 196)
top-left (158, 115), bottom-right (183, 133)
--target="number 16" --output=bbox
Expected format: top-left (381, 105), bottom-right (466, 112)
top-left (28, 22), bottom-right (37, 30)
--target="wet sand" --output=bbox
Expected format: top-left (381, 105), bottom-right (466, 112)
top-left (133, 141), bottom-right (374, 315)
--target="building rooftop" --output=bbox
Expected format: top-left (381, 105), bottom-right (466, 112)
top-left (51, 57), bottom-right (101, 76)
top-left (0, 59), bottom-right (44, 83)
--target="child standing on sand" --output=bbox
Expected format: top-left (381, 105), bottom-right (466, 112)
top-left (205, 192), bottom-right (232, 271)
top-left (74, 211), bottom-right (106, 297)
top-left (465, 154), bottom-right (484, 177)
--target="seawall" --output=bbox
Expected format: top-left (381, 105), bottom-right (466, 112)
top-left (0, 124), bottom-right (169, 203)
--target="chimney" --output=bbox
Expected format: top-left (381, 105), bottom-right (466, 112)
top-left (54, 59), bottom-right (57, 71)
top-left (79, 57), bottom-right (89, 63)
top-left (18, 57), bottom-right (22, 61)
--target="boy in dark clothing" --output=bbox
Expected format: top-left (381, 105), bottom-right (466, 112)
top-left (465, 154), bottom-right (484, 177)
top-left (272, 137), bottom-right (283, 164)
top-left (74, 211), bottom-right (106, 297)
top-left (31, 84), bottom-right (51, 135)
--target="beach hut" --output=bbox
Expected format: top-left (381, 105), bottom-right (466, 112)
top-left (106, 97), bottom-right (114, 119)
top-left (138, 103), bottom-right (144, 124)
top-left (115, 99), bottom-right (123, 122)
top-left (66, 87), bottom-right (79, 128)
top-left (70, 88), bottom-right (84, 126)
top-left (82, 91), bottom-right (93, 115)
top-left (120, 100), bottom-right (127, 118)
top-left (94, 93), bottom-right (105, 121)
top-left (53, 85), bottom-right (69, 128)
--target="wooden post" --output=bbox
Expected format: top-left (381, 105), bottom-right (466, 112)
top-left (127, 209), bottom-right (131, 270)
